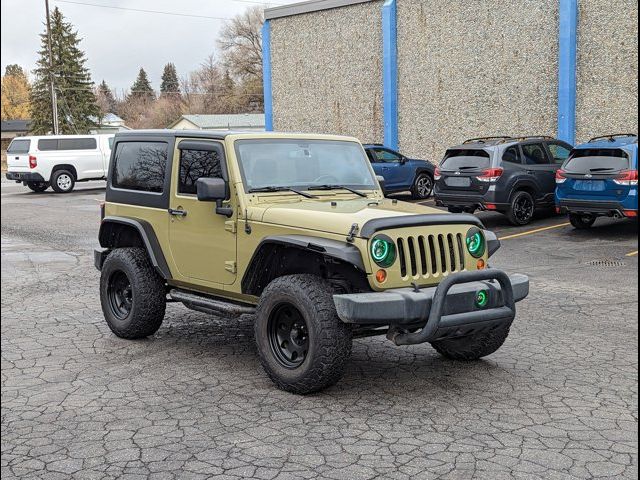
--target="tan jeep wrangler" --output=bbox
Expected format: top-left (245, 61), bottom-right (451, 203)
top-left (95, 131), bottom-right (529, 394)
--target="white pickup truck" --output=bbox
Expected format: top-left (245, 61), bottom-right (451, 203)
top-left (6, 134), bottom-right (114, 193)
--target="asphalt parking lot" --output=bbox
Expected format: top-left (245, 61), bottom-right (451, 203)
top-left (1, 180), bottom-right (638, 480)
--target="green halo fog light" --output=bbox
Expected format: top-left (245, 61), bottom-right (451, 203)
top-left (466, 228), bottom-right (486, 258)
top-left (371, 236), bottom-right (396, 268)
top-left (475, 290), bottom-right (489, 308)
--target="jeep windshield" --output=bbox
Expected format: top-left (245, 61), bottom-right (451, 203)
top-left (235, 139), bottom-right (377, 192)
top-left (564, 148), bottom-right (630, 174)
top-left (440, 149), bottom-right (491, 171)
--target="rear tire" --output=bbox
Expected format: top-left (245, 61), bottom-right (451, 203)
top-left (100, 248), bottom-right (166, 339)
top-left (448, 206), bottom-right (464, 214)
top-left (51, 169), bottom-right (75, 193)
top-left (431, 324), bottom-right (511, 361)
top-left (569, 213), bottom-right (596, 229)
top-left (507, 191), bottom-right (535, 225)
top-left (27, 181), bottom-right (49, 192)
top-left (254, 275), bottom-right (353, 394)
top-left (411, 173), bottom-right (434, 200)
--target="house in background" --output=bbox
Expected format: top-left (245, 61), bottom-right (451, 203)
top-left (1, 120), bottom-right (31, 171)
top-left (89, 113), bottom-right (130, 134)
top-left (169, 114), bottom-right (265, 131)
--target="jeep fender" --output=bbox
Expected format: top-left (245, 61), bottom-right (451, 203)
top-left (99, 216), bottom-right (171, 279)
top-left (242, 235), bottom-right (367, 296)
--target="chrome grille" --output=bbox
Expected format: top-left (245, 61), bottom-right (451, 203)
top-left (396, 233), bottom-right (466, 279)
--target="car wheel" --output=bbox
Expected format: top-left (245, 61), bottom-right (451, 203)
top-left (27, 181), bottom-right (49, 193)
top-left (254, 274), bottom-right (353, 394)
top-left (51, 170), bottom-right (75, 193)
top-left (100, 248), bottom-right (166, 339)
top-left (431, 324), bottom-right (511, 361)
top-left (569, 213), bottom-right (596, 229)
top-left (507, 191), bottom-right (535, 226)
top-left (448, 207), bottom-right (464, 214)
top-left (411, 173), bottom-right (434, 200)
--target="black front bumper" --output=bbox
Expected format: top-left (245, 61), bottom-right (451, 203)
top-left (558, 199), bottom-right (631, 217)
top-left (334, 269), bottom-right (529, 345)
top-left (6, 172), bottom-right (46, 183)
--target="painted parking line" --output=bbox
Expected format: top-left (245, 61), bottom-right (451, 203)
top-left (626, 250), bottom-right (638, 257)
top-left (498, 222), bottom-right (572, 241)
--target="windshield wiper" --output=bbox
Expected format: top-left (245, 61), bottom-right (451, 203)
top-left (311, 184), bottom-right (368, 198)
top-left (248, 186), bottom-right (318, 199)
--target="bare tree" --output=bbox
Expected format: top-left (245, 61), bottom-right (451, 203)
top-left (217, 6), bottom-right (264, 83)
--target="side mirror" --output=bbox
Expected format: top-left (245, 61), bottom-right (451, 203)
top-left (399, 156), bottom-right (407, 165)
top-left (376, 175), bottom-right (387, 196)
top-left (196, 177), bottom-right (233, 217)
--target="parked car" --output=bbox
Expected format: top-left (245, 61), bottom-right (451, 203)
top-left (556, 134), bottom-right (638, 229)
top-left (94, 130), bottom-right (529, 394)
top-left (363, 144), bottom-right (436, 199)
top-left (5, 134), bottom-right (114, 193)
top-left (434, 136), bottom-right (573, 225)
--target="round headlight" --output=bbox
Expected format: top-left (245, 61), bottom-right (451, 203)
top-left (466, 228), bottom-right (486, 258)
top-left (370, 236), bottom-right (396, 268)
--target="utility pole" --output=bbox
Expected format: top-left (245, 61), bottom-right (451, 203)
top-left (45, 0), bottom-right (59, 134)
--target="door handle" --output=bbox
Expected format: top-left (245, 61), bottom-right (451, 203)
top-left (168, 208), bottom-right (188, 217)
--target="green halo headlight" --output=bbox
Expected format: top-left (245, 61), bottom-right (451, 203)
top-left (466, 228), bottom-right (486, 258)
top-left (370, 236), bottom-right (396, 268)
top-left (475, 290), bottom-right (489, 308)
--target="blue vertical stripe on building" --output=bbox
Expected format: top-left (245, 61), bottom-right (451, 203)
top-left (382, 0), bottom-right (398, 150)
top-left (558, 0), bottom-right (578, 145)
top-left (262, 20), bottom-right (274, 132)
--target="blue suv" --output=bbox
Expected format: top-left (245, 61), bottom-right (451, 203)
top-left (556, 134), bottom-right (638, 229)
top-left (363, 144), bottom-right (436, 199)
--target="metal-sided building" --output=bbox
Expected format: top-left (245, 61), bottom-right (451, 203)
top-left (262, 0), bottom-right (638, 162)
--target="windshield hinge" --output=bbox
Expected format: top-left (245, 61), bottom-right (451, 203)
top-left (346, 223), bottom-right (360, 243)
top-left (225, 261), bottom-right (237, 274)
top-left (224, 220), bottom-right (237, 234)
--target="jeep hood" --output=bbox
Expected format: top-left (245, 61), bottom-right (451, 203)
top-left (254, 198), bottom-right (448, 236)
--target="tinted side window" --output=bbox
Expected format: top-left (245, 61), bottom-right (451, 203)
top-left (521, 144), bottom-right (550, 165)
top-left (113, 142), bottom-right (168, 193)
top-left (38, 139), bottom-right (58, 151)
top-left (7, 139), bottom-right (31, 154)
top-left (178, 148), bottom-right (223, 195)
top-left (372, 148), bottom-right (402, 163)
top-left (58, 138), bottom-right (97, 150)
top-left (502, 146), bottom-right (521, 164)
top-left (547, 143), bottom-right (571, 165)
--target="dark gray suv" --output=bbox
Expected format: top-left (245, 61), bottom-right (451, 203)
top-left (434, 136), bottom-right (573, 225)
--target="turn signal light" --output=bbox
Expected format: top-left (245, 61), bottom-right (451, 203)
top-left (555, 169), bottom-right (567, 183)
top-left (477, 167), bottom-right (504, 183)
top-left (29, 155), bottom-right (37, 169)
top-left (613, 170), bottom-right (638, 186)
top-left (476, 259), bottom-right (486, 270)
top-left (375, 269), bottom-right (387, 283)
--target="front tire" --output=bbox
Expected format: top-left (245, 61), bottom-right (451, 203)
top-left (431, 324), bottom-right (511, 361)
top-left (100, 248), bottom-right (166, 339)
top-left (27, 181), bottom-right (49, 192)
top-left (51, 169), bottom-right (75, 193)
top-left (411, 173), bottom-right (434, 200)
top-left (570, 213), bottom-right (596, 229)
top-left (254, 275), bottom-right (353, 394)
top-left (507, 190), bottom-right (535, 225)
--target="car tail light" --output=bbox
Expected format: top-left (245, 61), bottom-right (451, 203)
top-left (624, 210), bottom-right (638, 217)
top-left (434, 167), bottom-right (442, 181)
top-left (555, 169), bottom-right (568, 184)
top-left (484, 203), bottom-right (498, 210)
top-left (613, 170), bottom-right (638, 186)
top-left (29, 155), bottom-right (37, 169)
top-left (476, 167), bottom-right (503, 183)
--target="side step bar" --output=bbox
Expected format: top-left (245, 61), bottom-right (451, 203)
top-left (169, 289), bottom-right (256, 317)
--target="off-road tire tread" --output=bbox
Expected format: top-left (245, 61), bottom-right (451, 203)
top-left (507, 190), bottom-right (535, 226)
top-left (100, 247), bottom-right (166, 339)
top-left (431, 324), bottom-right (511, 361)
top-left (255, 275), bottom-right (352, 394)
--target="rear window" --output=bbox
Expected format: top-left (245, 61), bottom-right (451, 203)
top-left (564, 148), bottom-right (630, 173)
top-left (37, 137), bottom-right (97, 151)
top-left (7, 139), bottom-right (30, 154)
top-left (112, 142), bottom-right (168, 193)
top-left (441, 149), bottom-right (491, 170)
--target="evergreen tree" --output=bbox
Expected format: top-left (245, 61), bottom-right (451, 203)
top-left (160, 63), bottom-right (180, 97)
top-left (129, 68), bottom-right (155, 102)
top-left (29, 7), bottom-right (99, 134)
top-left (5, 64), bottom-right (27, 79)
top-left (96, 80), bottom-right (117, 115)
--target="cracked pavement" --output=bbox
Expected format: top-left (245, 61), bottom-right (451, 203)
top-left (1, 181), bottom-right (638, 479)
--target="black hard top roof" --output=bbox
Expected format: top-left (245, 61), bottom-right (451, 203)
top-left (114, 129), bottom-right (235, 140)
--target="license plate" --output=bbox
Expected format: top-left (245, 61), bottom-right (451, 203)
top-left (574, 180), bottom-right (605, 191)
top-left (445, 176), bottom-right (471, 187)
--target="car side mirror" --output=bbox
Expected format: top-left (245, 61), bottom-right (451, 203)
top-left (399, 156), bottom-right (407, 165)
top-left (196, 177), bottom-right (233, 217)
top-left (376, 175), bottom-right (387, 196)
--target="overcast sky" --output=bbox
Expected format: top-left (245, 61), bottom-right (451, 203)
top-left (1, 0), bottom-right (296, 94)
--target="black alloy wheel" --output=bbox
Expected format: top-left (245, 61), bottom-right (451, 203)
top-left (268, 303), bottom-right (309, 369)
top-left (107, 270), bottom-right (133, 320)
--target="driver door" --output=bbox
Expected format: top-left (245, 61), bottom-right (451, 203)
top-left (168, 139), bottom-right (237, 286)
top-left (370, 147), bottom-right (408, 190)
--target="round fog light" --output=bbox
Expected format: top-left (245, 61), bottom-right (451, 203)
top-left (475, 290), bottom-right (489, 308)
